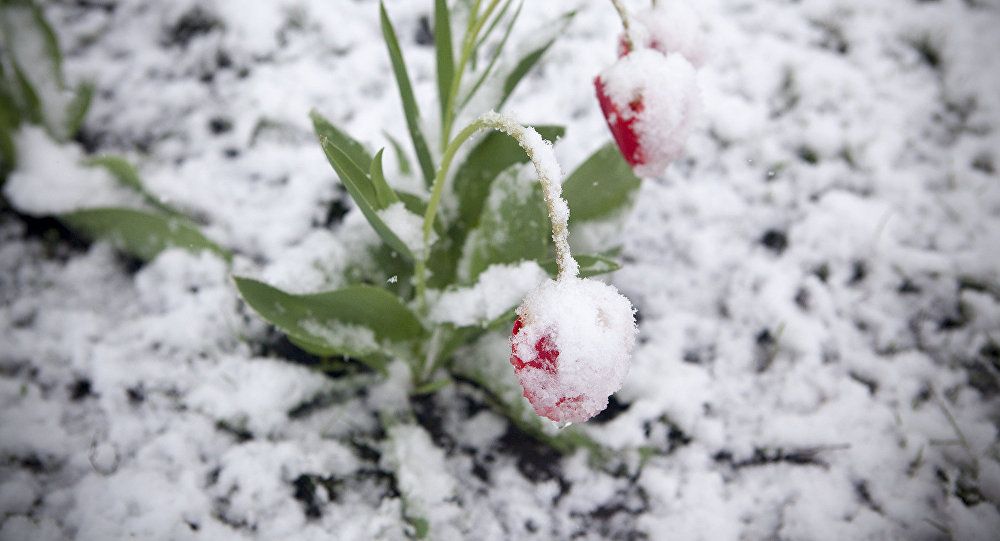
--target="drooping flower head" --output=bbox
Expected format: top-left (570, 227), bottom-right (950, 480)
top-left (594, 49), bottom-right (700, 177)
top-left (510, 277), bottom-right (638, 424)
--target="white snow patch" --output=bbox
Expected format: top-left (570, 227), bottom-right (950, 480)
top-left (430, 261), bottom-right (548, 327)
top-left (3, 127), bottom-right (142, 215)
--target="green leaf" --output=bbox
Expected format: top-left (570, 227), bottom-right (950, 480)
top-left (383, 131), bottom-right (412, 176)
top-left (61, 207), bottom-right (230, 262)
top-left (0, 127), bottom-right (15, 183)
top-left (234, 277), bottom-right (424, 365)
top-left (497, 11), bottom-right (575, 110)
top-left (460, 0), bottom-right (523, 111)
top-left (380, 2), bottom-right (435, 186)
top-left (434, 0), bottom-right (454, 125)
top-left (312, 111), bottom-right (414, 260)
top-left (451, 124), bottom-right (564, 234)
top-left (369, 149), bottom-right (400, 210)
top-left (65, 81), bottom-right (93, 138)
top-left (562, 142), bottom-right (641, 223)
top-left (413, 378), bottom-right (452, 395)
top-left (459, 164), bottom-right (550, 282)
top-left (538, 254), bottom-right (621, 278)
top-left (84, 155), bottom-right (182, 217)
top-left (309, 109), bottom-right (371, 172)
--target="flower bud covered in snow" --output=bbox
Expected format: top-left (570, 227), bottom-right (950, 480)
top-left (594, 49), bottom-right (700, 177)
top-left (617, 1), bottom-right (707, 68)
top-left (510, 277), bottom-right (638, 424)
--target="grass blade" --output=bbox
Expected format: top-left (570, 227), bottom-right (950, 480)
top-left (497, 10), bottom-right (575, 110)
top-left (380, 1), bottom-right (435, 187)
top-left (434, 0), bottom-right (454, 126)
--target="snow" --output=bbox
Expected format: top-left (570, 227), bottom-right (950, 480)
top-left (3, 127), bottom-right (142, 215)
top-left (1, 0), bottom-right (999, 539)
top-left (626, 0), bottom-right (708, 68)
top-left (430, 260), bottom-right (548, 327)
top-left (512, 277), bottom-right (638, 423)
top-left (377, 201), bottom-right (430, 258)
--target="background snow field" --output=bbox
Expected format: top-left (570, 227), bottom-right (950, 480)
top-left (2, 0), bottom-right (1000, 539)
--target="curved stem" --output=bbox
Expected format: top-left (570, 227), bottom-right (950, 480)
top-left (417, 112), bottom-right (579, 309)
top-left (609, 0), bottom-right (634, 53)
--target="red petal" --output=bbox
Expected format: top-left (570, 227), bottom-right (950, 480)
top-left (594, 76), bottom-right (645, 168)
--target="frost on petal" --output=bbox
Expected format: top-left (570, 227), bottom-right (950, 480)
top-left (598, 50), bottom-right (701, 177)
top-left (510, 277), bottom-right (638, 423)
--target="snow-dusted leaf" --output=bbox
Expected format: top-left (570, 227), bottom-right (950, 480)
top-left (562, 142), bottom-right (641, 223)
top-left (61, 207), bottom-right (230, 262)
top-left (538, 253), bottom-right (621, 278)
top-left (380, 1), bottom-right (435, 186)
top-left (312, 111), bottom-right (414, 261)
top-left (234, 277), bottom-right (425, 366)
top-left (434, 0), bottom-right (453, 125)
top-left (451, 125), bottom-right (564, 235)
top-left (84, 155), bottom-right (180, 216)
top-left (458, 164), bottom-right (550, 283)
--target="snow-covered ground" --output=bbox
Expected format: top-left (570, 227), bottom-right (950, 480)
top-left (2, 0), bottom-right (1000, 539)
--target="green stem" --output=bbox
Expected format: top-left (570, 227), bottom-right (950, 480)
top-left (609, 0), bottom-right (634, 53)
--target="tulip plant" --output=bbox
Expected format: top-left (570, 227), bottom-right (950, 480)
top-left (235, 0), bottom-right (656, 438)
top-left (2, 0), bottom-right (704, 451)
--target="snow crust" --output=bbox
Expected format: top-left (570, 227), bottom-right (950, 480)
top-left (598, 49), bottom-right (701, 177)
top-left (512, 277), bottom-right (638, 423)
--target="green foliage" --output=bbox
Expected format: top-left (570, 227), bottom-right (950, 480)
top-left (312, 110), bottom-right (415, 260)
top-left (62, 207), bottom-right (230, 262)
top-left (451, 125), bottom-right (564, 233)
top-left (0, 0), bottom-right (90, 142)
top-left (85, 155), bottom-right (183, 217)
top-left (226, 4), bottom-right (642, 511)
top-left (497, 10), bottom-right (575, 109)
top-left (434, 0), bottom-right (454, 125)
top-left (563, 142), bottom-right (641, 223)
top-left (234, 277), bottom-right (425, 371)
top-left (380, 1), bottom-right (436, 186)
top-left (459, 165), bottom-right (550, 282)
